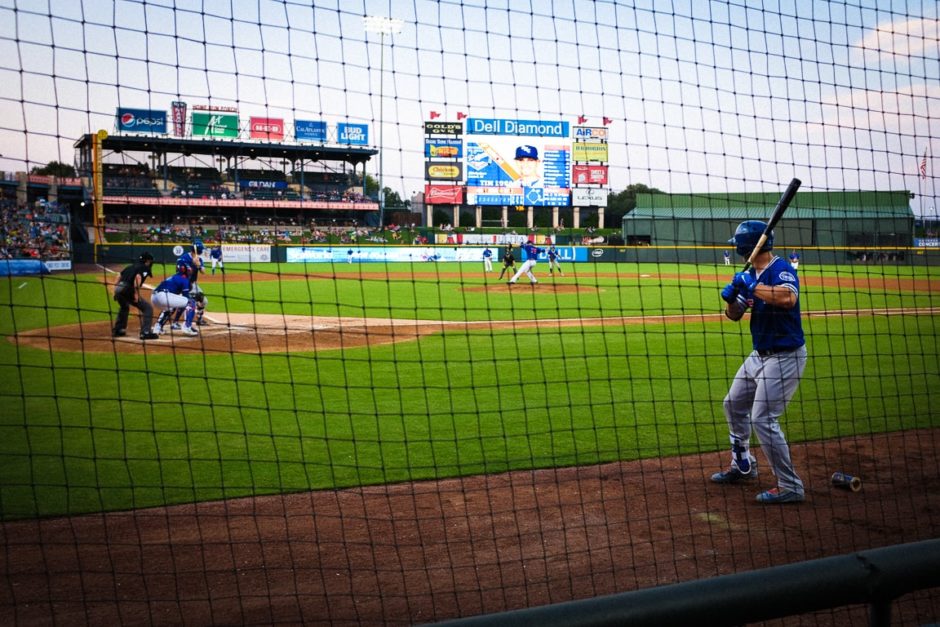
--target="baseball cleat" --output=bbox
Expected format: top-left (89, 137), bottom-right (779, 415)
top-left (711, 462), bottom-right (758, 484)
top-left (139, 332), bottom-right (160, 340)
top-left (112, 329), bottom-right (126, 338)
top-left (181, 326), bottom-right (199, 337)
top-left (756, 488), bottom-right (805, 504)
top-left (152, 325), bottom-right (164, 335)
top-left (170, 323), bottom-right (182, 331)
top-left (196, 318), bottom-right (208, 326)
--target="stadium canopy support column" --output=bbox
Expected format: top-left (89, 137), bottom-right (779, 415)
top-left (475, 206), bottom-right (482, 229)
top-left (573, 207), bottom-right (581, 229)
top-left (425, 203), bottom-right (433, 228)
top-left (501, 206), bottom-right (508, 228)
top-left (598, 206), bottom-right (605, 229)
top-left (452, 205), bottom-right (460, 228)
top-left (551, 206), bottom-right (559, 228)
top-left (526, 206), bottom-right (534, 230)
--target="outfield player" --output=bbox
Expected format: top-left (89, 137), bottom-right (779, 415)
top-left (547, 244), bottom-right (563, 276)
top-left (723, 249), bottom-right (731, 266)
top-left (209, 242), bottom-right (224, 274)
top-left (508, 241), bottom-right (545, 284)
top-left (112, 252), bottom-right (159, 340)
top-left (151, 262), bottom-right (199, 337)
top-left (483, 246), bottom-right (493, 273)
top-left (497, 244), bottom-right (516, 281)
top-left (713, 220), bottom-right (806, 504)
top-left (788, 250), bottom-right (800, 269)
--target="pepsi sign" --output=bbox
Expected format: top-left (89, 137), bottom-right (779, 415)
top-left (116, 108), bottom-right (167, 133)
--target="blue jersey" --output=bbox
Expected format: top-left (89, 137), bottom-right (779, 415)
top-left (154, 273), bottom-right (191, 297)
top-left (548, 247), bottom-right (559, 260)
top-left (483, 248), bottom-right (493, 258)
top-left (177, 251), bottom-right (201, 283)
top-left (746, 256), bottom-right (804, 352)
top-left (521, 242), bottom-right (544, 260)
top-left (210, 247), bottom-right (222, 260)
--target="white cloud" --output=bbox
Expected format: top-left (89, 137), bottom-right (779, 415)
top-left (854, 17), bottom-right (940, 61)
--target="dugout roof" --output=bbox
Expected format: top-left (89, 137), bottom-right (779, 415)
top-left (627, 190), bottom-right (914, 220)
top-left (74, 133), bottom-right (378, 165)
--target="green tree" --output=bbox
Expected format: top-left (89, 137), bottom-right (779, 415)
top-left (607, 183), bottom-right (665, 224)
top-left (31, 160), bottom-right (77, 178)
top-left (363, 173), bottom-right (409, 208)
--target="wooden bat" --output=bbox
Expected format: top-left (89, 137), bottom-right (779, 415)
top-left (742, 177), bottom-right (801, 272)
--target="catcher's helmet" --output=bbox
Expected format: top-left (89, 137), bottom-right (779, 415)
top-left (138, 252), bottom-right (154, 264)
top-left (729, 220), bottom-right (773, 257)
top-left (176, 261), bottom-right (192, 276)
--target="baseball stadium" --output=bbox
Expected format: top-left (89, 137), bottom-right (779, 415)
top-left (1, 2), bottom-right (939, 625)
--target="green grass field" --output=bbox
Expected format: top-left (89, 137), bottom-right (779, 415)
top-left (1, 261), bottom-right (938, 519)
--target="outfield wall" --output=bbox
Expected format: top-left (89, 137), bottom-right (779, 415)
top-left (77, 243), bottom-right (940, 266)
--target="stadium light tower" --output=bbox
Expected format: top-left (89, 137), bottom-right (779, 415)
top-left (363, 15), bottom-right (404, 228)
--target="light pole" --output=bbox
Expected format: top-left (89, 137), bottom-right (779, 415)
top-left (363, 15), bottom-right (403, 228)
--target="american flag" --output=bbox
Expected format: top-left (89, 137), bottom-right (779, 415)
top-left (920, 148), bottom-right (928, 180)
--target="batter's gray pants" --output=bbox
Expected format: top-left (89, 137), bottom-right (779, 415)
top-left (723, 345), bottom-right (807, 493)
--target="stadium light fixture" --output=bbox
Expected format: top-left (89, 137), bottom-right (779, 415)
top-left (363, 15), bottom-right (404, 228)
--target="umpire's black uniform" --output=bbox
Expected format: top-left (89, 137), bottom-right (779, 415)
top-left (113, 253), bottom-right (157, 339)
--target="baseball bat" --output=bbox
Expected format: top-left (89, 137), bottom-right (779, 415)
top-left (742, 177), bottom-right (802, 272)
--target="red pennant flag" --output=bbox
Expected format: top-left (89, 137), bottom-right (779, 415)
top-left (429, 111), bottom-right (441, 119)
top-left (577, 115), bottom-right (588, 124)
top-left (456, 112), bottom-right (467, 121)
top-left (603, 116), bottom-right (613, 125)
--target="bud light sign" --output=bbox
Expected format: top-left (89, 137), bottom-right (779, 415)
top-left (337, 123), bottom-right (369, 145)
top-left (116, 108), bottom-right (167, 133)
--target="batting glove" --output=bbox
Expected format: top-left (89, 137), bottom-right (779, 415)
top-left (720, 282), bottom-right (739, 304)
top-left (732, 271), bottom-right (757, 298)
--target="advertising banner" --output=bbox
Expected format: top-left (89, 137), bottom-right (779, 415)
top-left (249, 117), bottom-right (285, 140)
top-left (465, 118), bottom-right (569, 137)
top-left (171, 101), bottom-right (187, 137)
top-left (295, 120), bottom-right (327, 142)
top-left (221, 244), bottom-right (272, 263)
top-left (424, 184), bottom-right (464, 204)
top-left (425, 138), bottom-right (463, 158)
top-left (572, 187), bottom-right (608, 207)
top-left (285, 246), bottom-right (581, 264)
top-left (572, 143), bottom-right (609, 162)
top-left (425, 162), bottom-right (464, 181)
top-left (464, 121), bottom-right (571, 206)
top-left (424, 121), bottom-right (463, 135)
top-left (115, 108), bottom-right (167, 133)
top-left (337, 123), bottom-right (369, 145)
top-left (239, 180), bottom-right (289, 190)
top-left (573, 126), bottom-right (609, 140)
top-left (572, 164), bottom-right (609, 185)
top-left (191, 112), bottom-right (239, 138)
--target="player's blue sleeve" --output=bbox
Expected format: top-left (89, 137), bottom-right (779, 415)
top-left (770, 264), bottom-right (799, 295)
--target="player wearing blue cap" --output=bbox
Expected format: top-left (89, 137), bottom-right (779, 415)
top-left (508, 241), bottom-right (544, 285)
top-left (514, 145), bottom-right (541, 187)
top-left (209, 242), bottom-right (224, 274)
top-left (713, 220), bottom-right (806, 504)
top-left (482, 246), bottom-right (493, 273)
top-left (171, 239), bottom-right (207, 328)
top-left (547, 244), bottom-right (563, 276)
top-left (151, 262), bottom-right (199, 337)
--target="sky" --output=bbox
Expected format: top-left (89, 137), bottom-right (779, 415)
top-left (0, 0), bottom-right (936, 216)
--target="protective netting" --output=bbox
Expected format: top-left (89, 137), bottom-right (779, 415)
top-left (1, 1), bottom-right (938, 624)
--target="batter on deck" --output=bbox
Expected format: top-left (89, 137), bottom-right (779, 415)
top-left (713, 220), bottom-right (807, 504)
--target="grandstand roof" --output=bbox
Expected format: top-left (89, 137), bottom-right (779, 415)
top-left (627, 190), bottom-right (913, 220)
top-left (74, 133), bottom-right (377, 165)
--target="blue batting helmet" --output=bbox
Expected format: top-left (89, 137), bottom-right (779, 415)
top-left (729, 220), bottom-right (773, 257)
top-left (514, 145), bottom-right (539, 160)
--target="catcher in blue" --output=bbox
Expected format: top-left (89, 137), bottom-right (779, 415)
top-left (508, 241), bottom-right (544, 284)
top-left (151, 262), bottom-right (199, 337)
top-left (713, 220), bottom-right (807, 504)
top-left (547, 245), bottom-right (564, 276)
top-left (171, 239), bottom-right (208, 328)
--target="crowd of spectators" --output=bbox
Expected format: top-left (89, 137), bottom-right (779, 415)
top-left (0, 199), bottom-right (71, 260)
